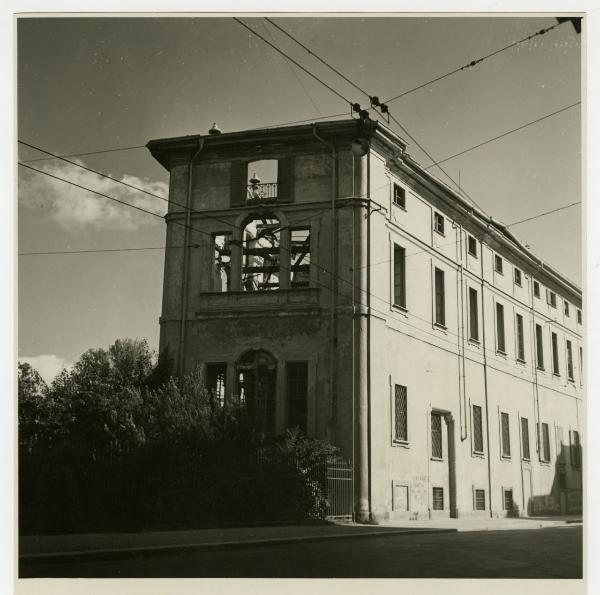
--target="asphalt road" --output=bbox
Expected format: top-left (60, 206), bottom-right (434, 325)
top-left (20, 525), bottom-right (582, 579)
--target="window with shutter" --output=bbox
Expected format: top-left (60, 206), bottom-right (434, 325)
top-left (501, 412), bottom-right (511, 457)
top-left (431, 413), bottom-right (443, 459)
top-left (472, 405), bottom-right (484, 453)
top-left (393, 244), bottom-right (406, 308)
top-left (434, 268), bottom-right (445, 326)
top-left (521, 417), bottom-right (530, 460)
top-left (393, 385), bottom-right (408, 442)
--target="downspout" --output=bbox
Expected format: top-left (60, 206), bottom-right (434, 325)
top-left (178, 138), bottom-right (204, 376)
top-left (529, 276), bottom-right (542, 463)
top-left (456, 223), bottom-right (467, 441)
top-left (480, 250), bottom-right (494, 518)
top-left (312, 126), bottom-right (337, 441)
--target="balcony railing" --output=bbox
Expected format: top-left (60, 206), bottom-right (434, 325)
top-left (247, 182), bottom-right (278, 202)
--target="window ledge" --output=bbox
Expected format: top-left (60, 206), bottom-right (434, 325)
top-left (552, 372), bottom-right (561, 378)
top-left (392, 440), bottom-right (410, 448)
top-left (496, 349), bottom-right (507, 357)
top-left (468, 338), bottom-right (481, 346)
top-left (536, 366), bottom-right (545, 372)
top-left (393, 203), bottom-right (407, 212)
top-left (434, 230), bottom-right (445, 237)
top-left (501, 455), bottom-right (512, 461)
top-left (522, 457), bottom-right (531, 463)
top-left (516, 358), bottom-right (527, 365)
top-left (430, 456), bottom-right (444, 462)
top-left (472, 451), bottom-right (485, 459)
top-left (433, 322), bottom-right (447, 332)
top-left (392, 304), bottom-right (408, 315)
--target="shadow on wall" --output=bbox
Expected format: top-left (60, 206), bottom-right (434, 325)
top-left (528, 441), bottom-right (582, 516)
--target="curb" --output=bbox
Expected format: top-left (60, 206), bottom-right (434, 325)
top-left (20, 527), bottom-right (457, 565)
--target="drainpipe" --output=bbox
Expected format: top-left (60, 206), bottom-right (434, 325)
top-left (178, 138), bottom-right (204, 376)
top-left (312, 126), bottom-right (337, 441)
top-left (529, 276), bottom-right (542, 463)
top-left (480, 250), bottom-right (494, 518)
top-left (456, 223), bottom-right (467, 441)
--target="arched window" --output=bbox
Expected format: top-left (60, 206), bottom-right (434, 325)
top-left (242, 214), bottom-right (280, 291)
top-left (236, 350), bottom-right (277, 435)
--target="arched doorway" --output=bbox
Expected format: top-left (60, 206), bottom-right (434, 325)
top-left (236, 350), bottom-right (277, 435)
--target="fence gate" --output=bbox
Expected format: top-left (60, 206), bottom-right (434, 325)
top-left (325, 455), bottom-right (353, 519)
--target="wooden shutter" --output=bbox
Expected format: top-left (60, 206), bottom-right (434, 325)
top-left (230, 160), bottom-right (246, 207)
top-left (277, 157), bottom-right (294, 202)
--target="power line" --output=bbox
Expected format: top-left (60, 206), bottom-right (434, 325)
top-left (505, 201), bottom-right (581, 228)
top-left (383, 21), bottom-right (565, 105)
top-left (19, 245), bottom-right (195, 256)
top-left (20, 144), bottom-right (147, 164)
top-left (424, 102), bottom-right (581, 169)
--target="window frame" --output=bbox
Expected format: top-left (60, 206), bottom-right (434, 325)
top-left (468, 287), bottom-right (479, 342)
top-left (539, 422), bottom-right (551, 463)
top-left (494, 254), bottom-right (504, 275)
top-left (503, 488), bottom-right (514, 511)
top-left (433, 212), bottom-right (445, 236)
top-left (393, 183), bottom-right (406, 209)
top-left (515, 312), bottom-right (525, 362)
top-left (393, 243), bottom-right (407, 310)
top-left (564, 301), bottom-right (570, 317)
top-left (551, 331), bottom-right (560, 376)
top-left (566, 339), bottom-right (574, 382)
top-left (434, 267), bottom-right (446, 328)
top-left (472, 404), bottom-right (484, 455)
top-left (392, 384), bottom-right (408, 445)
top-left (514, 268), bottom-right (522, 287)
top-left (500, 411), bottom-right (511, 459)
top-left (521, 416), bottom-right (531, 461)
top-left (495, 302), bottom-right (506, 354)
top-left (577, 308), bottom-right (582, 325)
top-left (533, 281), bottom-right (541, 298)
top-left (467, 235), bottom-right (478, 258)
top-left (286, 361), bottom-right (309, 433)
top-left (474, 488), bottom-right (486, 511)
top-left (547, 289), bottom-right (557, 308)
top-left (430, 412), bottom-right (443, 460)
top-left (432, 487), bottom-right (444, 511)
top-left (535, 323), bottom-right (545, 370)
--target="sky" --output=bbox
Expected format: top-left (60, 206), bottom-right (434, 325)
top-left (16, 15), bottom-right (582, 383)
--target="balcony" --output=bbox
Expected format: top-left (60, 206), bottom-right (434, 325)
top-left (246, 181), bottom-right (278, 203)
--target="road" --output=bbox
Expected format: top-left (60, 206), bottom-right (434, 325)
top-left (20, 526), bottom-right (582, 579)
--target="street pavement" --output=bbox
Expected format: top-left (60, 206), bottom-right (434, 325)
top-left (20, 525), bottom-right (582, 578)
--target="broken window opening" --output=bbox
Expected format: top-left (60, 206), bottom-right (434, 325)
top-left (242, 215), bottom-right (281, 291)
top-left (247, 159), bottom-right (278, 202)
top-left (205, 362), bottom-right (227, 407)
top-left (290, 228), bottom-right (311, 288)
top-left (213, 233), bottom-right (232, 292)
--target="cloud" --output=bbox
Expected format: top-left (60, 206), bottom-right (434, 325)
top-left (19, 354), bottom-right (72, 384)
top-left (19, 159), bottom-right (169, 230)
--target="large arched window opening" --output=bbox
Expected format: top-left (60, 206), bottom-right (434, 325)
top-left (242, 214), bottom-right (280, 291)
top-left (236, 350), bottom-right (277, 435)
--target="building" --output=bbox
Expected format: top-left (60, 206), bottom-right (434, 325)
top-left (147, 117), bottom-right (583, 522)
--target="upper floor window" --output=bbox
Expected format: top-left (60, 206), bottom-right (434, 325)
top-left (577, 309), bottom-right (582, 324)
top-left (393, 184), bottom-right (406, 209)
top-left (434, 268), bottom-right (446, 327)
top-left (468, 235), bottom-right (477, 257)
top-left (547, 290), bottom-right (557, 308)
top-left (290, 228), bottom-right (311, 288)
top-left (496, 302), bottom-right (506, 353)
top-left (494, 254), bottom-right (503, 275)
top-left (551, 331), bottom-right (560, 375)
top-left (564, 301), bottom-right (570, 317)
top-left (514, 268), bottom-right (522, 287)
top-left (230, 157), bottom-right (293, 206)
top-left (469, 287), bottom-right (479, 342)
top-left (566, 340), bottom-right (574, 381)
top-left (247, 160), bottom-right (278, 202)
top-left (212, 233), bottom-right (232, 292)
top-left (393, 244), bottom-right (406, 309)
top-left (516, 313), bottom-right (525, 362)
top-left (533, 281), bottom-right (541, 298)
top-left (242, 215), bottom-right (280, 291)
top-left (434, 212), bottom-right (445, 235)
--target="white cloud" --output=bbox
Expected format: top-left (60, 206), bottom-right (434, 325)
top-left (19, 354), bottom-right (72, 384)
top-left (19, 159), bottom-right (169, 230)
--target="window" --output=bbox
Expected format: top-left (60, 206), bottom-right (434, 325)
top-left (432, 487), bottom-right (444, 510)
top-left (393, 183), bottom-right (406, 209)
top-left (475, 489), bottom-right (486, 511)
top-left (213, 233), bottom-right (232, 292)
top-left (521, 417), bottom-right (530, 460)
top-left (556, 426), bottom-right (564, 463)
top-left (514, 268), bottom-right (522, 287)
top-left (206, 362), bottom-right (227, 406)
top-left (503, 489), bottom-right (514, 511)
top-left (577, 309), bottom-right (582, 324)
top-left (472, 404), bottom-right (484, 453)
top-left (501, 412), bottom-right (511, 458)
top-left (393, 244), bottom-right (406, 308)
top-left (547, 289), bottom-right (557, 308)
top-left (246, 159), bottom-right (278, 202)
top-left (516, 313), bottom-right (525, 362)
top-left (496, 303), bottom-right (506, 353)
top-left (579, 346), bottom-right (583, 382)
top-left (570, 430), bottom-right (581, 467)
top-left (564, 301), bottom-right (570, 317)
top-left (290, 228), bottom-right (311, 288)
top-left (535, 324), bottom-right (544, 370)
top-left (431, 412), bottom-right (443, 459)
top-left (533, 281), bottom-right (541, 298)
top-left (393, 385), bottom-right (408, 442)
top-left (469, 288), bottom-right (479, 341)
top-left (494, 254), bottom-right (503, 274)
top-left (242, 215), bottom-right (280, 291)
top-left (566, 340), bottom-right (574, 381)
top-left (468, 235), bottom-right (477, 257)
top-left (434, 268), bottom-right (445, 327)
top-left (540, 422), bottom-right (551, 462)
top-left (551, 332), bottom-right (560, 375)
top-left (286, 362), bottom-right (308, 433)
top-left (434, 212), bottom-right (445, 235)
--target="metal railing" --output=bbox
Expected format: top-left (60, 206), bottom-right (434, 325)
top-left (247, 182), bottom-right (278, 201)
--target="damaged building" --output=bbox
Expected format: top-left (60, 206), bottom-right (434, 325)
top-left (147, 117), bottom-right (583, 522)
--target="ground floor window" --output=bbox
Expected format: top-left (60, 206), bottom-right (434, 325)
top-left (503, 489), bottom-right (514, 511)
top-left (475, 489), bottom-right (486, 511)
top-left (286, 361), bottom-right (308, 433)
top-left (432, 487), bottom-right (444, 510)
top-left (205, 362), bottom-right (226, 406)
top-left (431, 412), bottom-right (443, 459)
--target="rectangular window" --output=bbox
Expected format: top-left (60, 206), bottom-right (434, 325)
top-left (213, 233), bottom-right (232, 292)
top-left (570, 430), bottom-right (581, 467)
top-left (469, 287), bottom-right (479, 341)
top-left (286, 362), bottom-right (308, 433)
top-left (501, 412), bottom-right (511, 458)
top-left (393, 385), bottom-right (408, 442)
top-left (516, 313), bottom-right (525, 361)
top-left (564, 301), bottom-right (570, 317)
top-left (290, 228), bottom-right (311, 288)
top-left (533, 281), bottom-right (541, 298)
top-left (494, 254), bottom-right (503, 274)
top-left (434, 212), bottom-right (445, 235)
top-left (393, 244), bottom-right (406, 308)
top-left (474, 489), bottom-right (486, 511)
top-left (540, 422), bottom-right (551, 462)
top-left (547, 290), bottom-right (557, 308)
top-left (556, 425), bottom-right (564, 463)
top-left (434, 268), bottom-right (445, 327)
top-left (468, 235), bottom-right (477, 257)
top-left (393, 183), bottom-right (406, 209)
top-left (432, 487), bottom-right (444, 510)
top-left (551, 332), bottom-right (560, 375)
top-left (206, 362), bottom-right (227, 406)
top-left (472, 404), bottom-right (484, 453)
top-left (580, 346), bottom-right (583, 382)
top-left (566, 340), bottom-right (574, 381)
top-left (496, 302), bottom-right (506, 353)
top-left (514, 268), bottom-right (522, 286)
top-left (504, 489), bottom-right (514, 511)
top-left (431, 412), bottom-right (443, 459)
top-left (535, 324), bottom-right (544, 369)
top-left (577, 309), bottom-right (582, 324)
top-left (521, 417), bottom-right (530, 460)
